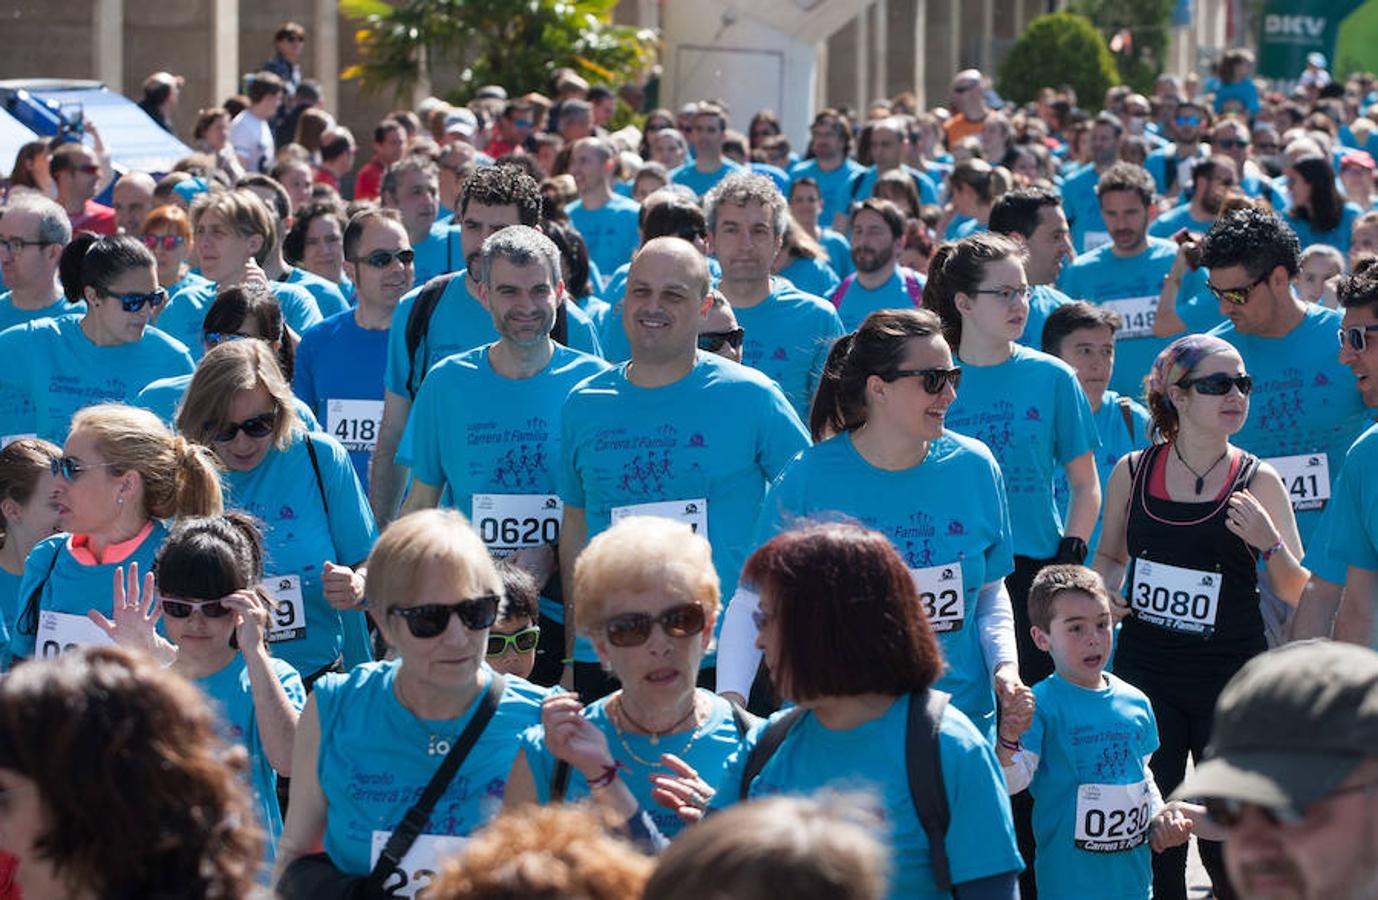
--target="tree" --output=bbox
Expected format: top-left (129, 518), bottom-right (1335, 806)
top-left (1068, 0), bottom-right (1175, 96)
top-left (998, 13), bottom-right (1120, 111)
top-left (339, 0), bottom-right (657, 102)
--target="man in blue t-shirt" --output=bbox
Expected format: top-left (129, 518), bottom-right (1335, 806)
top-left (834, 199), bottom-right (925, 331)
top-left (705, 173), bottom-right (844, 417)
top-left (670, 103), bottom-right (743, 197)
top-left (837, 117), bottom-right (938, 232)
top-left (567, 137), bottom-right (640, 286)
top-left (0, 195), bottom-right (75, 330)
top-left (1148, 155), bottom-right (1237, 240)
top-left (381, 156), bottom-right (461, 287)
top-left (788, 109), bottom-right (864, 232)
top-left (991, 187), bottom-right (1074, 350)
top-left (1061, 112), bottom-right (1123, 254)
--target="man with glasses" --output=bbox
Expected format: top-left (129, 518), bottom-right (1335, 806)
top-left (1172, 640), bottom-right (1378, 900)
top-left (789, 109), bottom-right (863, 232)
top-left (0, 196), bottom-right (77, 330)
top-left (1151, 155), bottom-right (1238, 239)
top-left (671, 103), bottom-right (743, 198)
top-left (294, 209), bottom-right (412, 490)
top-left (705, 173), bottom-right (843, 418)
top-left (944, 69), bottom-right (990, 148)
top-left (558, 236), bottom-right (809, 699)
top-left (486, 101), bottom-right (534, 159)
top-left (1145, 99), bottom-right (1211, 202)
top-left (50, 143), bottom-right (114, 236)
top-left (1211, 119), bottom-right (1286, 207)
top-left (380, 156), bottom-right (461, 288)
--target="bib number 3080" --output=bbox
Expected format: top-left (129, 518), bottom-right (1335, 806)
top-left (1074, 781), bottom-right (1152, 852)
top-left (1130, 558), bottom-right (1221, 638)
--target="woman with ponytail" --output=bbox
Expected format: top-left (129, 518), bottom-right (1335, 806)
top-left (8, 403), bottom-right (223, 661)
top-left (0, 438), bottom-right (62, 666)
top-left (717, 308), bottom-right (1031, 748)
top-left (943, 159), bottom-right (1013, 240)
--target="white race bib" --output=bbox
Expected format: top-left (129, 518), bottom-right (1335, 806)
top-left (0, 433), bottom-right (36, 449)
top-left (909, 563), bottom-right (966, 633)
top-left (1266, 453), bottom-right (1331, 512)
top-left (328, 399), bottom-right (384, 453)
top-left (1083, 231), bottom-right (1111, 252)
top-left (472, 493), bottom-right (562, 554)
top-left (36, 611), bottom-right (114, 659)
top-left (1074, 781), bottom-right (1153, 852)
top-left (1129, 558), bottom-right (1221, 637)
top-left (1102, 296), bottom-right (1158, 340)
top-left (611, 498), bottom-right (708, 535)
top-left (369, 831), bottom-right (467, 899)
top-left (264, 574), bottom-right (306, 643)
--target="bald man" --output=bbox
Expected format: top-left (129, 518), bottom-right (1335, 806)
top-left (113, 172), bottom-right (157, 235)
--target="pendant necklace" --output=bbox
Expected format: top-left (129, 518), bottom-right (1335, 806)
top-left (1173, 443), bottom-right (1228, 495)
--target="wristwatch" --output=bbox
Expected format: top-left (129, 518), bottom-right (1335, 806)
top-left (1055, 536), bottom-right (1089, 565)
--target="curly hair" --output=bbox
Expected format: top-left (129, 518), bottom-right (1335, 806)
top-left (458, 164), bottom-right (542, 227)
top-left (1198, 206), bottom-right (1301, 280)
top-left (1338, 254), bottom-right (1378, 313)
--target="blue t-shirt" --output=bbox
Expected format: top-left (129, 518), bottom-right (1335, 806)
top-left (1321, 425), bottom-right (1378, 600)
top-left (559, 354), bottom-right (810, 661)
top-left (0, 294), bottom-right (85, 330)
top-left (670, 159), bottom-right (744, 197)
top-left (9, 522), bottom-right (169, 661)
top-left (0, 567), bottom-right (20, 668)
top-left (733, 280), bottom-right (846, 418)
top-left (315, 662), bottom-right (544, 875)
top-left (284, 267), bottom-right (351, 318)
top-left (945, 345), bottom-right (1099, 558)
top-left (223, 432), bottom-right (377, 675)
top-left (294, 310), bottom-right (391, 488)
top-left (778, 256), bottom-right (841, 299)
top-left (1057, 237), bottom-right (1178, 398)
top-left (850, 164), bottom-right (940, 207)
top-left (1212, 79), bottom-right (1260, 116)
top-left (752, 432), bottom-right (1014, 739)
top-left (789, 157), bottom-right (865, 229)
top-left (520, 689), bottom-right (742, 839)
top-left (0, 314), bottom-right (193, 444)
top-left (1059, 165), bottom-right (1109, 254)
top-left (1210, 304), bottom-right (1370, 543)
top-left (818, 227), bottom-right (854, 279)
top-left (134, 372), bottom-right (320, 433)
top-left (1285, 203), bottom-right (1363, 255)
top-left (161, 280), bottom-right (322, 360)
top-left (715, 697), bottom-right (1023, 899)
top-left (1054, 391), bottom-right (1151, 555)
top-left (411, 222), bottom-right (465, 288)
top-left (1148, 204), bottom-right (1215, 238)
top-left (1025, 673), bottom-right (1160, 900)
top-left (1019, 284), bottom-right (1073, 351)
top-left (567, 194), bottom-right (641, 280)
top-left (835, 267), bottom-right (926, 332)
top-left (194, 655), bottom-right (306, 859)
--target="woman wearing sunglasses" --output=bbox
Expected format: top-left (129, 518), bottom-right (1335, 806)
top-left (718, 308), bottom-right (1023, 747)
top-left (504, 516), bottom-right (741, 839)
top-left (0, 233), bottom-right (194, 445)
top-left (927, 233), bottom-right (1100, 689)
top-left (273, 509), bottom-right (545, 887)
top-left (140, 203), bottom-right (207, 300)
top-left (7, 404), bottom-right (223, 662)
top-left (1093, 334), bottom-right (1305, 900)
top-left (92, 513), bottom-right (303, 866)
top-left (0, 439), bottom-right (62, 668)
top-left (178, 339), bottom-right (375, 682)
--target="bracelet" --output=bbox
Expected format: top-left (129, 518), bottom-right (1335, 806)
top-left (561, 657), bottom-right (575, 665)
top-left (1262, 540), bottom-right (1284, 561)
top-left (587, 761), bottom-right (626, 789)
top-left (998, 735), bottom-right (1021, 752)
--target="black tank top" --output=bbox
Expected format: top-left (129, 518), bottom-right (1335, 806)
top-left (1114, 443), bottom-right (1266, 680)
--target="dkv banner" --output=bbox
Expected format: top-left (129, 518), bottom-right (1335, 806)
top-left (1259, 0), bottom-right (1378, 81)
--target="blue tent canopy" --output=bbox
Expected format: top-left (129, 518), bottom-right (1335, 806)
top-left (0, 105), bottom-right (39, 177)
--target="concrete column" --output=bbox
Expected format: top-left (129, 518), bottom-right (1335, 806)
top-left (816, 39), bottom-right (830, 110)
top-left (94, 0), bottom-right (124, 90)
top-left (313, 0), bottom-right (339, 114)
top-left (874, 0), bottom-right (888, 102)
top-left (981, 0), bottom-right (994, 72)
top-left (855, 4), bottom-right (869, 111)
top-left (913, 0), bottom-right (927, 107)
top-left (211, 0), bottom-right (239, 102)
top-left (949, 0), bottom-right (962, 83)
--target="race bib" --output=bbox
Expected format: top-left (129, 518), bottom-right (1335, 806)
top-left (1266, 453), bottom-right (1331, 512)
top-left (264, 574), bottom-right (306, 643)
top-left (1074, 781), bottom-right (1153, 852)
top-left (1083, 231), bottom-right (1111, 252)
top-left (36, 610), bottom-right (114, 659)
top-left (1129, 558), bottom-right (1221, 637)
top-left (0, 433), bottom-right (36, 449)
top-left (328, 399), bottom-right (384, 453)
top-left (369, 831), bottom-right (467, 899)
top-left (472, 493), bottom-right (562, 554)
top-left (611, 498), bottom-right (708, 535)
top-left (1102, 296), bottom-right (1158, 340)
top-left (909, 563), bottom-right (966, 633)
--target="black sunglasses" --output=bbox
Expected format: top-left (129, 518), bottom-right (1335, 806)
top-left (210, 411), bottom-right (277, 443)
top-left (389, 595), bottom-right (500, 639)
top-left (604, 603), bottom-right (706, 648)
top-left (352, 248), bottom-right (415, 268)
top-left (698, 328), bottom-right (744, 353)
top-left (1339, 324), bottom-right (1378, 353)
top-left (1204, 780), bottom-right (1378, 829)
top-left (49, 457), bottom-right (117, 482)
top-left (486, 625), bottom-right (541, 656)
top-left (162, 598), bottom-right (233, 619)
top-left (886, 366), bottom-right (963, 395)
top-left (107, 288), bottom-right (168, 313)
top-left (1178, 373), bottom-right (1253, 396)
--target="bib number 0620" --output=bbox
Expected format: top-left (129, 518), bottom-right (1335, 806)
top-left (478, 516), bottom-right (558, 547)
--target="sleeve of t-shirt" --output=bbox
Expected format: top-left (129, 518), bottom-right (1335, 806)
top-left (315, 434), bottom-right (378, 566)
top-left (405, 368), bottom-right (446, 487)
top-left (274, 658), bottom-right (308, 713)
top-left (940, 708), bottom-right (1026, 884)
top-left (1052, 363), bottom-right (1100, 465)
top-left (1302, 500), bottom-right (1351, 583)
top-left (0, 322), bottom-right (38, 440)
top-left (558, 391), bottom-right (587, 509)
top-left (519, 724), bottom-right (557, 805)
top-left (1322, 464), bottom-right (1378, 570)
top-left (707, 716), bottom-right (772, 812)
top-left (276, 285), bottom-right (323, 335)
top-left (754, 385), bottom-right (812, 480)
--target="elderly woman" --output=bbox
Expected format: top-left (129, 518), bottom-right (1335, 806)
top-left (273, 509), bottom-right (545, 895)
top-left (177, 339), bottom-right (373, 681)
top-left (505, 516), bottom-right (745, 839)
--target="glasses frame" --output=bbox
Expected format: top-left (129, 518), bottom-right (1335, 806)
top-left (50, 457), bottom-right (118, 482)
top-left (0, 237), bottom-right (52, 254)
top-left (104, 288), bottom-right (168, 314)
top-left (351, 248), bottom-right (416, 268)
top-left (141, 234), bottom-right (187, 251)
top-left (1339, 324), bottom-right (1378, 353)
top-left (1207, 272), bottom-right (1269, 306)
top-left (886, 366), bottom-right (964, 395)
top-left (603, 603), bottom-right (706, 648)
top-left (485, 625), bottom-right (541, 656)
top-left (161, 598), bottom-right (233, 619)
top-left (1205, 780), bottom-right (1378, 830)
top-left (209, 411), bottom-right (277, 443)
top-left (1177, 373), bottom-right (1254, 396)
top-left (388, 595), bottom-right (501, 639)
top-left (697, 327), bottom-right (745, 352)
top-left (970, 285), bottom-right (1033, 305)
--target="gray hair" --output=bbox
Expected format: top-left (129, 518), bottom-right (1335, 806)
top-left (3, 195), bottom-right (73, 247)
top-left (479, 225), bottom-right (561, 289)
top-left (652, 129), bottom-right (688, 153)
top-left (704, 172), bottom-right (789, 238)
top-left (381, 155), bottom-right (438, 200)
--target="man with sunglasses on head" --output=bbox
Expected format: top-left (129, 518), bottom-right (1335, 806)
top-left (50, 143), bottom-right (115, 237)
top-left (558, 236), bottom-right (809, 701)
top-left (399, 226), bottom-right (608, 687)
top-left (0, 195), bottom-right (82, 331)
top-left (705, 173), bottom-right (844, 419)
top-left (1171, 640), bottom-right (1378, 900)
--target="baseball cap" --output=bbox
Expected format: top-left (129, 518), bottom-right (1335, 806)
top-left (445, 108), bottom-right (478, 138)
top-left (1342, 150), bottom-right (1376, 171)
top-left (1173, 641), bottom-right (1378, 812)
top-left (1308, 52), bottom-right (1327, 68)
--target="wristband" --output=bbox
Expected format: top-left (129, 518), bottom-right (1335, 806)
top-left (1055, 536), bottom-right (1089, 565)
top-left (587, 761), bottom-right (626, 789)
top-left (998, 736), bottom-right (1021, 752)
top-left (1262, 540), bottom-right (1284, 561)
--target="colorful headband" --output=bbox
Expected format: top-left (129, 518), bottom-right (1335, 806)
top-left (1148, 333), bottom-right (1235, 406)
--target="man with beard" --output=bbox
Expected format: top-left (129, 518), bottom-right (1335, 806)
top-left (1058, 163), bottom-right (1178, 397)
top-left (1150, 155), bottom-right (1239, 238)
top-left (833, 198), bottom-right (924, 332)
top-left (990, 187), bottom-right (1076, 350)
top-left (1146, 99), bottom-right (1212, 202)
top-left (1060, 112), bottom-right (1124, 253)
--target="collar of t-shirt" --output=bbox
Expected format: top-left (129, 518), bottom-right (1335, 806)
top-left (68, 520), bottom-right (155, 566)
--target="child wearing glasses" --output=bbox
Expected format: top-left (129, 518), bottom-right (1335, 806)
top-left (486, 560), bottom-right (541, 681)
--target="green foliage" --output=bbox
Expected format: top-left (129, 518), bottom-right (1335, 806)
top-left (998, 13), bottom-right (1120, 110)
top-left (339, 0), bottom-right (657, 101)
top-left (1068, 0), bottom-right (1175, 95)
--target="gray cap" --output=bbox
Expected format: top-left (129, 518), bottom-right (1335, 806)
top-left (1173, 641), bottom-right (1378, 810)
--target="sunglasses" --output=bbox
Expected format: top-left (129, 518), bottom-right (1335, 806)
top-left (76, 164), bottom-right (100, 176)
top-left (1175, 115), bottom-right (1202, 127)
top-left (0, 237), bottom-right (51, 254)
top-left (1339, 324), bottom-right (1378, 352)
top-left (604, 603), bottom-right (706, 648)
top-left (389, 595), bottom-right (500, 639)
top-left (204, 330), bottom-right (256, 347)
top-left (1207, 272), bottom-right (1268, 306)
top-left (162, 598), bottom-right (232, 619)
top-left (887, 366), bottom-right (963, 394)
top-left (486, 625), bottom-right (541, 656)
top-left (698, 328), bottom-right (744, 352)
top-left (1178, 373), bottom-right (1253, 395)
top-left (49, 457), bottom-right (118, 482)
top-left (1204, 780), bottom-right (1378, 829)
top-left (352, 248), bottom-right (415, 268)
top-left (106, 288), bottom-right (168, 313)
top-left (142, 234), bottom-right (186, 251)
top-left (1214, 139), bottom-right (1250, 150)
top-left (210, 411), bottom-right (277, 443)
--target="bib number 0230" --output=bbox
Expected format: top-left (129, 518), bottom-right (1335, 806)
top-left (1074, 781), bottom-right (1152, 852)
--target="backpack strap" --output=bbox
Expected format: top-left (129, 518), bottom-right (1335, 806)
top-left (729, 699), bottom-right (762, 736)
top-left (906, 689), bottom-right (952, 893)
top-left (302, 434), bottom-right (330, 518)
top-left (829, 274), bottom-right (855, 309)
top-left (738, 706), bottom-right (807, 800)
top-left (17, 543), bottom-right (61, 639)
top-left (900, 267), bottom-right (924, 307)
top-left (1118, 397), bottom-right (1137, 442)
top-left (404, 272), bottom-right (460, 400)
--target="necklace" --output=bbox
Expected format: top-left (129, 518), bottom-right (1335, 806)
top-left (611, 692), bottom-right (704, 767)
top-left (1173, 442), bottom-right (1229, 495)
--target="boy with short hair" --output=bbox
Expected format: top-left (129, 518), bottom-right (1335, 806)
top-left (487, 560), bottom-right (542, 681)
top-left (999, 564), bottom-right (1217, 899)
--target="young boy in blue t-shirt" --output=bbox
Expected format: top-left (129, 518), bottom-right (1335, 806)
top-left (998, 565), bottom-right (1220, 899)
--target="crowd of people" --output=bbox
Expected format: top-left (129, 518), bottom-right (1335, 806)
top-left (0, 19), bottom-right (1377, 899)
